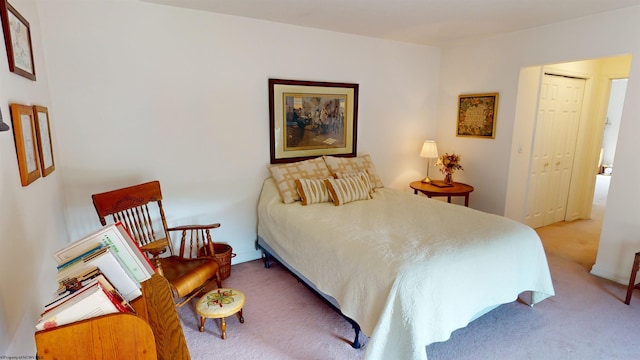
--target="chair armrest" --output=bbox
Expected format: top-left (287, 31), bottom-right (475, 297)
top-left (165, 223), bottom-right (221, 259)
top-left (166, 223), bottom-right (221, 232)
top-left (140, 238), bottom-right (169, 257)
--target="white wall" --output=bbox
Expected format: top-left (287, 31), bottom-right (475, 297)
top-left (36, 0), bottom-right (440, 257)
top-left (0, 0), bottom-right (70, 356)
top-left (438, 7), bottom-right (640, 284)
top-left (7, 0), bottom-right (640, 356)
top-left (602, 79), bottom-right (626, 168)
top-left (0, 1), bottom-right (441, 355)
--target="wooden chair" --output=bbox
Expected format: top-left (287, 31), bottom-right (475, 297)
top-left (92, 180), bottom-right (222, 307)
top-left (625, 251), bottom-right (640, 305)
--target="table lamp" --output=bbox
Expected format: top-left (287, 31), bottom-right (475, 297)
top-left (420, 140), bottom-right (438, 183)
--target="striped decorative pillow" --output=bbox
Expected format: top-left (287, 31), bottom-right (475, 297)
top-left (324, 176), bottom-right (372, 206)
top-left (335, 170), bottom-right (373, 194)
top-left (295, 178), bottom-right (331, 205)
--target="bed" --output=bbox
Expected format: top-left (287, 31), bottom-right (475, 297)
top-left (257, 156), bottom-right (554, 360)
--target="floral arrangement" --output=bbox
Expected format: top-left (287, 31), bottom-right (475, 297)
top-left (436, 153), bottom-right (463, 178)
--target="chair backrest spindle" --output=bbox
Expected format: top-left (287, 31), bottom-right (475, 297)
top-left (92, 181), bottom-right (171, 253)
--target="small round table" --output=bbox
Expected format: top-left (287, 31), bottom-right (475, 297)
top-left (195, 288), bottom-right (245, 339)
top-left (409, 180), bottom-right (474, 207)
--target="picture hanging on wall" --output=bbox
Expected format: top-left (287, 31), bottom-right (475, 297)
top-left (33, 105), bottom-right (55, 176)
top-left (269, 79), bottom-right (358, 164)
top-left (456, 93), bottom-right (499, 139)
top-left (10, 103), bottom-right (40, 186)
top-left (0, 0), bottom-right (36, 80)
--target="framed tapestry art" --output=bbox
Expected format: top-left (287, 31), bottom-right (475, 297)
top-left (456, 93), bottom-right (498, 139)
top-left (0, 0), bottom-right (36, 80)
top-left (33, 105), bottom-right (55, 176)
top-left (269, 79), bottom-right (358, 163)
top-left (10, 103), bottom-right (40, 185)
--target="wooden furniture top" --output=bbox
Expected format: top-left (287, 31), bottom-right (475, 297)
top-left (35, 274), bottom-right (190, 360)
top-left (410, 180), bottom-right (474, 196)
top-left (35, 311), bottom-right (156, 360)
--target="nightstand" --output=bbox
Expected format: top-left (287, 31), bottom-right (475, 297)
top-left (409, 180), bottom-right (474, 207)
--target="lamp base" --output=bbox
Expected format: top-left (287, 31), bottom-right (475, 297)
top-left (421, 176), bottom-right (432, 183)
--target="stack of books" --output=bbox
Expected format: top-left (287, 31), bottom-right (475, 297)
top-left (36, 222), bottom-right (155, 331)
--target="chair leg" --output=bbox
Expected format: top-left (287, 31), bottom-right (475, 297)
top-left (215, 270), bottom-right (222, 288)
top-left (153, 257), bottom-right (164, 277)
top-left (625, 252), bottom-right (640, 305)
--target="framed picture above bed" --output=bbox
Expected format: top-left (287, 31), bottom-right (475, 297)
top-left (269, 79), bottom-right (358, 164)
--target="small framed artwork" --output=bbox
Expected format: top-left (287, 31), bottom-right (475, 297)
top-left (33, 105), bottom-right (55, 176)
top-left (0, 0), bottom-right (36, 80)
top-left (10, 103), bottom-right (40, 186)
top-left (269, 79), bottom-right (358, 163)
top-left (456, 93), bottom-right (499, 139)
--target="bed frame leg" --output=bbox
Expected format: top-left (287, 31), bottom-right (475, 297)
top-left (262, 253), bottom-right (271, 268)
top-left (351, 324), bottom-right (361, 349)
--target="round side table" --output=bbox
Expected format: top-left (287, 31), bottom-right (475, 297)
top-left (409, 180), bottom-right (474, 207)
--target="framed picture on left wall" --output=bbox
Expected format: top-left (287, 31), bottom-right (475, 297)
top-left (0, 0), bottom-right (36, 80)
top-left (33, 105), bottom-right (55, 176)
top-left (10, 103), bottom-right (40, 186)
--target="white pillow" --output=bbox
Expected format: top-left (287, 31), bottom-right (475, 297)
top-left (323, 154), bottom-right (384, 189)
top-left (268, 158), bottom-right (332, 204)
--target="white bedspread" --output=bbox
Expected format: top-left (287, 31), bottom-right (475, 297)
top-left (257, 178), bottom-right (554, 360)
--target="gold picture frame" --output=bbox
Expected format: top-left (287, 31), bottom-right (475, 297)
top-left (0, 1), bottom-right (36, 80)
top-left (10, 103), bottom-right (40, 186)
top-left (269, 79), bottom-right (358, 164)
top-left (33, 105), bottom-right (55, 176)
top-left (456, 93), bottom-right (499, 139)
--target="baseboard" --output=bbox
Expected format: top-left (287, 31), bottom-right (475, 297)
top-left (590, 264), bottom-right (627, 285)
top-left (231, 249), bottom-right (262, 265)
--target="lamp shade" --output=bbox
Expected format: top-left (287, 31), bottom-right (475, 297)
top-left (420, 140), bottom-right (438, 158)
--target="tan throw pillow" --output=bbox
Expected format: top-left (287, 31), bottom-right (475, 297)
top-left (323, 154), bottom-right (384, 189)
top-left (335, 170), bottom-right (373, 194)
top-left (268, 158), bottom-right (332, 204)
top-left (295, 178), bottom-right (332, 205)
top-left (324, 176), bottom-right (371, 206)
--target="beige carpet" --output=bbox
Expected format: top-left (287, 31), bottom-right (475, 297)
top-left (536, 218), bottom-right (601, 271)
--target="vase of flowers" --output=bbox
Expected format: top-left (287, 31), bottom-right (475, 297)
top-left (436, 153), bottom-right (463, 184)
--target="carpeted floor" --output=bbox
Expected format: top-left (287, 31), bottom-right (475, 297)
top-left (178, 259), bottom-right (368, 360)
top-left (178, 189), bottom-right (640, 359)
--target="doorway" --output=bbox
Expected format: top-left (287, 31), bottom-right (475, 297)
top-left (525, 74), bottom-right (586, 228)
top-left (592, 78), bottom-right (627, 221)
top-left (505, 55), bottom-right (632, 228)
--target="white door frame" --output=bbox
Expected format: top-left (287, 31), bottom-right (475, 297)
top-left (504, 59), bottom-right (626, 223)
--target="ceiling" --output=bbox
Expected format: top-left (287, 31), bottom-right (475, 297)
top-left (143, 0), bottom-right (640, 46)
